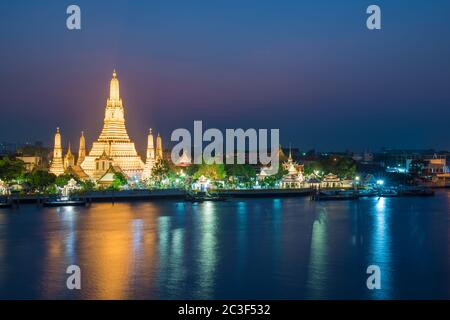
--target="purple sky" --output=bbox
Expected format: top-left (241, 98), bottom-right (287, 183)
top-left (1, 0), bottom-right (450, 154)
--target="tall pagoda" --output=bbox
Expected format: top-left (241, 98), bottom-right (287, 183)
top-left (80, 70), bottom-right (145, 179)
top-left (49, 127), bottom-right (65, 176)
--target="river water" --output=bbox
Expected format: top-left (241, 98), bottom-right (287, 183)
top-left (0, 191), bottom-right (449, 299)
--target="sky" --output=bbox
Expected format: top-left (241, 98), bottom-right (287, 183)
top-left (0, 0), bottom-right (449, 154)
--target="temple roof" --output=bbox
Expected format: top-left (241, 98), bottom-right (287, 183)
top-left (65, 165), bottom-right (89, 180)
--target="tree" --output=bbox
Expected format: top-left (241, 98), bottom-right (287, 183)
top-left (193, 163), bottom-right (226, 181)
top-left (80, 180), bottom-right (96, 192)
top-left (55, 173), bottom-right (77, 188)
top-left (304, 156), bottom-right (357, 179)
top-left (0, 157), bottom-right (26, 182)
top-left (260, 165), bottom-right (287, 188)
top-left (151, 160), bottom-right (173, 187)
top-left (225, 164), bottom-right (256, 188)
top-left (26, 170), bottom-right (56, 192)
top-left (112, 172), bottom-right (128, 190)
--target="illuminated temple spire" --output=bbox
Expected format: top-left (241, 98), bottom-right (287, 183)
top-left (156, 133), bottom-right (163, 160)
top-left (142, 128), bottom-right (156, 180)
top-left (80, 69), bottom-right (145, 179)
top-left (98, 69), bottom-right (130, 141)
top-left (147, 128), bottom-right (155, 160)
top-left (110, 68), bottom-right (120, 101)
top-left (64, 142), bottom-right (75, 169)
top-left (49, 127), bottom-right (64, 176)
top-left (77, 131), bottom-right (86, 166)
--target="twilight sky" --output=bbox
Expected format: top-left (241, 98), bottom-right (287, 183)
top-left (0, 0), bottom-right (449, 154)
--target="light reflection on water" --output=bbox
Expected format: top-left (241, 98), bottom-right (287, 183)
top-left (0, 191), bottom-right (449, 299)
top-left (370, 197), bottom-right (392, 299)
top-left (306, 209), bottom-right (328, 299)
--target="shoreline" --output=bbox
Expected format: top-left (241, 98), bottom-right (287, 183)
top-left (3, 186), bottom-right (448, 205)
top-left (4, 188), bottom-right (314, 204)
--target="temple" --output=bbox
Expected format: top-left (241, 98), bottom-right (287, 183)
top-left (80, 70), bottom-right (145, 180)
top-left (77, 131), bottom-right (86, 166)
top-left (50, 70), bottom-right (163, 185)
top-left (280, 148), bottom-right (304, 188)
top-left (142, 129), bottom-right (156, 180)
top-left (49, 128), bottom-right (65, 176)
top-left (49, 69), bottom-right (164, 183)
top-left (64, 143), bottom-right (75, 170)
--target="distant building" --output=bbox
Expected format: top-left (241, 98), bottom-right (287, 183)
top-left (377, 149), bottom-right (427, 173)
top-left (321, 173), bottom-right (341, 188)
top-left (423, 154), bottom-right (450, 186)
top-left (363, 151), bottom-right (374, 163)
top-left (0, 142), bottom-right (18, 156)
top-left (424, 154), bottom-right (448, 175)
top-left (16, 156), bottom-right (43, 172)
top-left (280, 150), bottom-right (304, 188)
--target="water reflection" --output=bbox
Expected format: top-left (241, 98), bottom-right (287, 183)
top-left (306, 208), bottom-right (328, 299)
top-left (236, 201), bottom-right (247, 276)
top-left (196, 201), bottom-right (218, 299)
top-left (369, 197), bottom-right (392, 299)
top-left (59, 207), bottom-right (77, 259)
top-left (0, 192), bottom-right (448, 299)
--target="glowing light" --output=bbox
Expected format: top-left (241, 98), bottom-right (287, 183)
top-left (80, 70), bottom-right (146, 179)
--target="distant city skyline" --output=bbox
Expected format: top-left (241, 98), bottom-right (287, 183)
top-left (1, 1), bottom-right (450, 152)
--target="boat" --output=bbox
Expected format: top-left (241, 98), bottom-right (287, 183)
top-left (358, 189), bottom-right (379, 197)
top-left (312, 189), bottom-right (359, 201)
top-left (42, 196), bottom-right (87, 207)
top-left (0, 197), bottom-right (13, 208)
top-left (186, 192), bottom-right (228, 202)
top-left (378, 187), bottom-right (399, 197)
top-left (399, 186), bottom-right (435, 197)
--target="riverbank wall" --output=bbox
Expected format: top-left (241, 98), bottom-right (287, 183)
top-left (6, 188), bottom-right (313, 204)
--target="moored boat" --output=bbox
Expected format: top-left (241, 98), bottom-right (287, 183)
top-left (0, 197), bottom-right (13, 208)
top-left (399, 186), bottom-right (435, 197)
top-left (378, 187), bottom-right (399, 197)
top-left (42, 196), bottom-right (87, 207)
top-left (312, 189), bottom-right (359, 201)
top-left (186, 192), bottom-right (228, 202)
top-left (358, 189), bottom-right (379, 197)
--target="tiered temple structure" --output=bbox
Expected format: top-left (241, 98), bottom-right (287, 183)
top-left (64, 143), bottom-right (75, 170)
top-left (77, 131), bottom-right (86, 166)
top-left (50, 69), bottom-right (163, 183)
top-left (142, 129), bottom-right (156, 180)
top-left (80, 70), bottom-right (145, 179)
top-left (156, 133), bottom-right (163, 160)
top-left (280, 148), bottom-right (304, 188)
top-left (49, 127), bottom-right (65, 176)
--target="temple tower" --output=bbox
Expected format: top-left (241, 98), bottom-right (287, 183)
top-left (77, 131), bottom-right (86, 166)
top-left (142, 128), bottom-right (156, 180)
top-left (81, 69), bottom-right (145, 179)
top-left (156, 133), bottom-right (163, 161)
top-left (49, 127), bottom-right (65, 176)
top-left (64, 142), bottom-right (75, 169)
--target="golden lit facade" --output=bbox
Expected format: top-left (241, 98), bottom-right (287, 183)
top-left (81, 70), bottom-right (145, 179)
top-left (63, 143), bottom-right (75, 170)
top-left (142, 129), bottom-right (156, 180)
top-left (49, 127), bottom-right (65, 176)
top-left (77, 131), bottom-right (86, 166)
top-left (280, 149), bottom-right (304, 188)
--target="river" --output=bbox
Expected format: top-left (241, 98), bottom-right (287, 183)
top-left (0, 191), bottom-right (449, 299)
